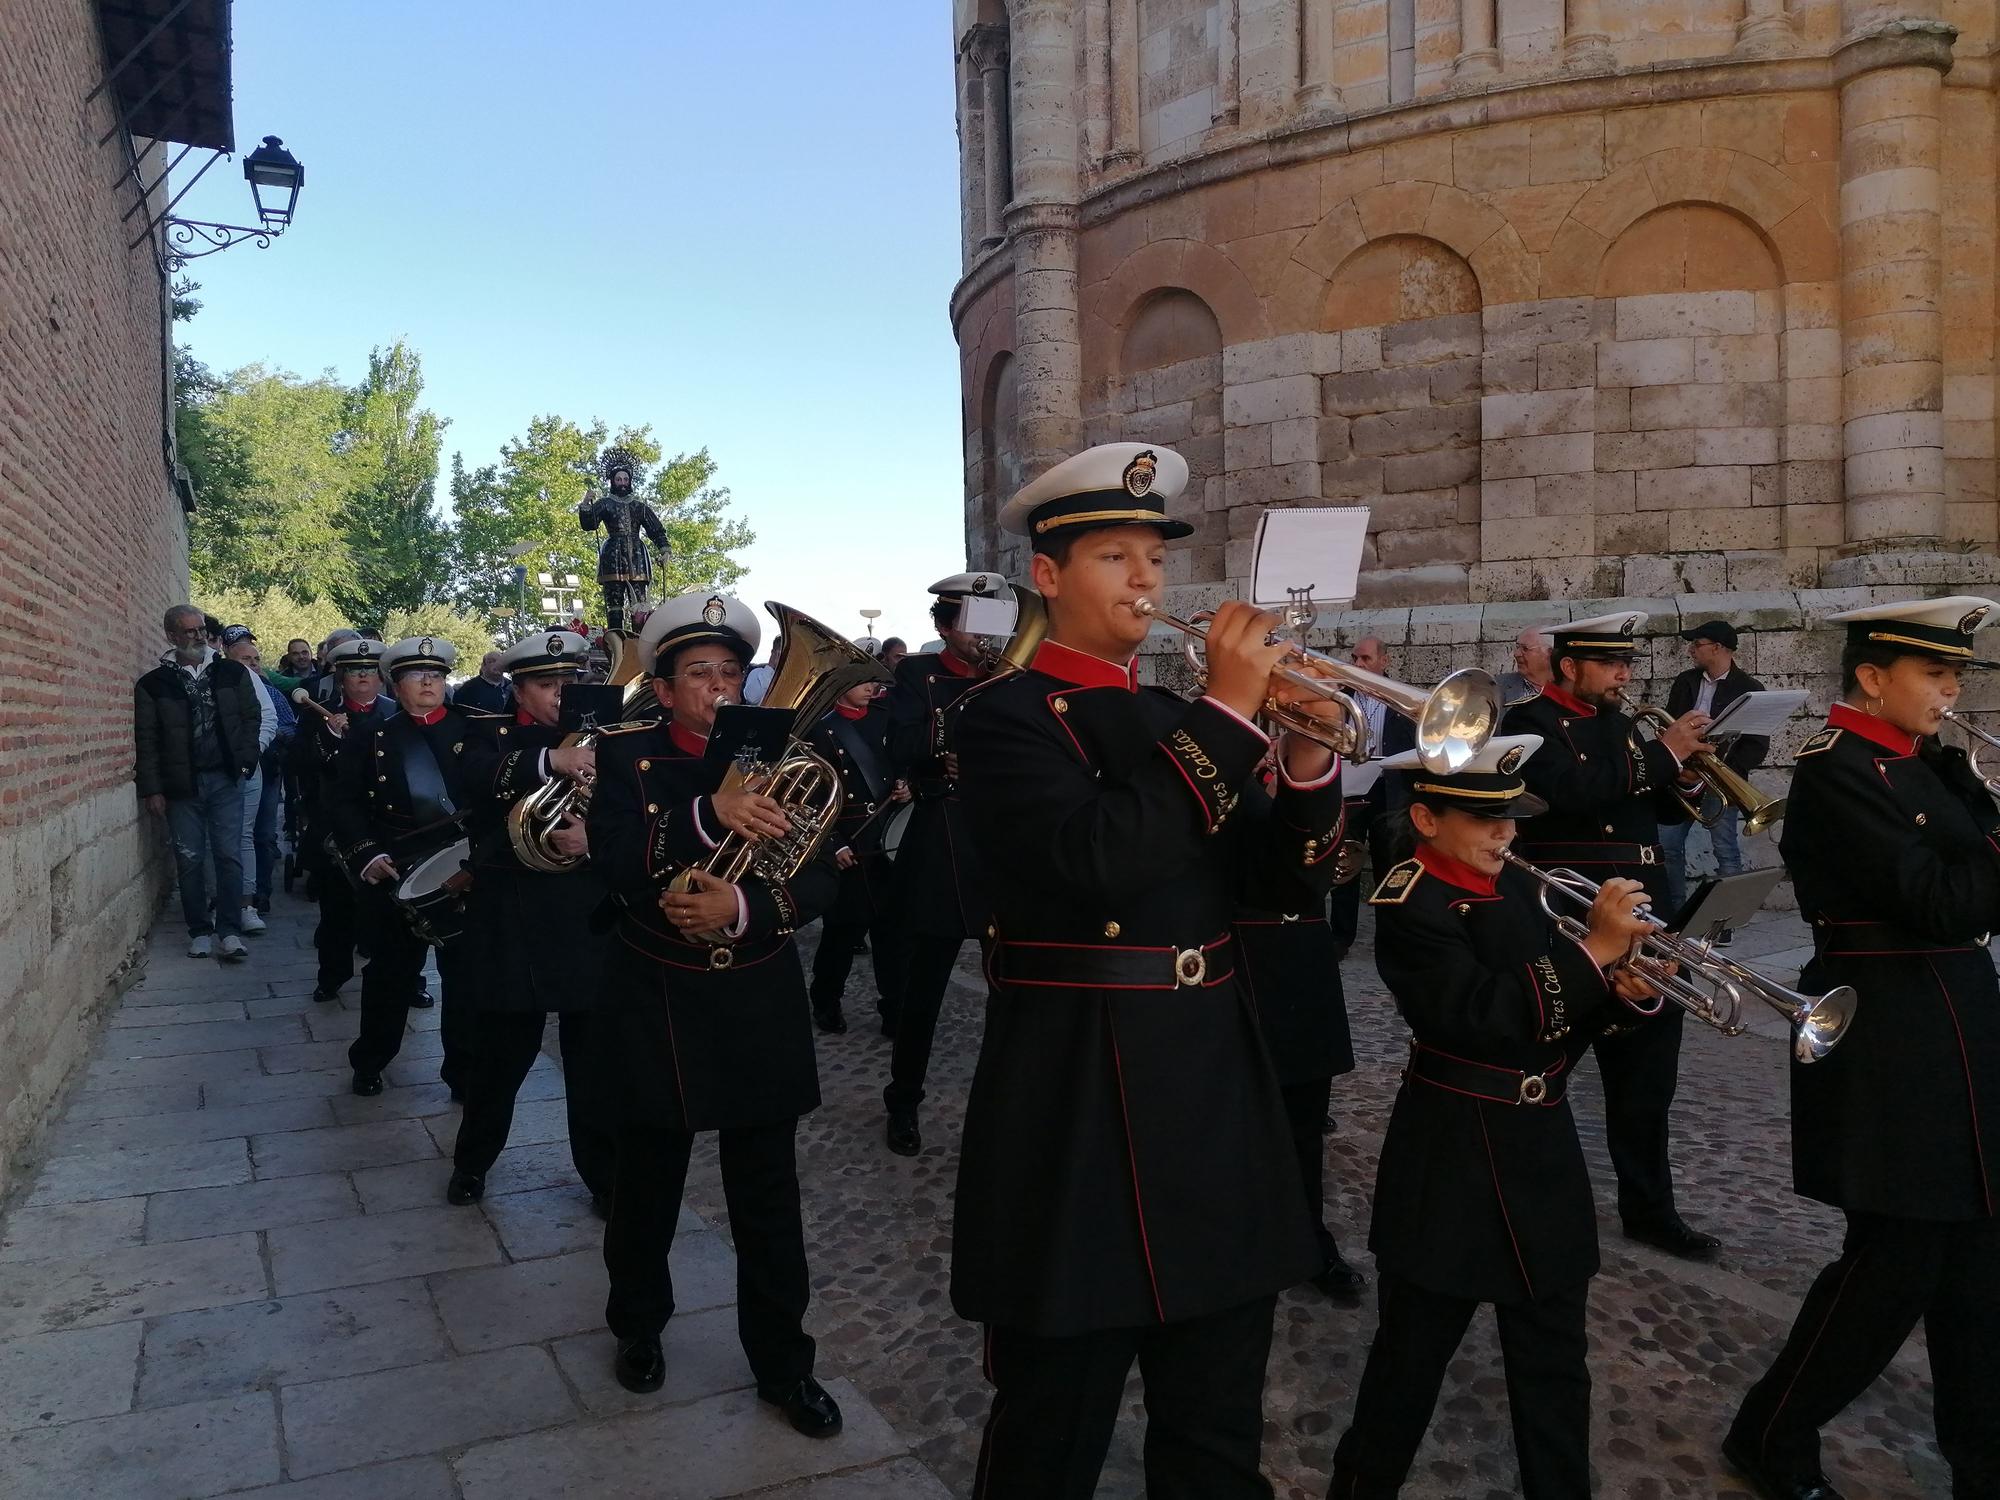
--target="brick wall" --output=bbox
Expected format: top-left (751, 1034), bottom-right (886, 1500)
top-left (0, 0), bottom-right (190, 1195)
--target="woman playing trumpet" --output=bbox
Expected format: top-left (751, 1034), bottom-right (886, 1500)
top-left (1725, 596), bottom-right (2000, 1500)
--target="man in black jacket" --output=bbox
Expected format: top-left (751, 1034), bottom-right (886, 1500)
top-left (1660, 620), bottom-right (1769, 926)
top-left (134, 604), bottom-right (267, 962)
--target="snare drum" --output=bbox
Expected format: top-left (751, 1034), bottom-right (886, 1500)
top-left (395, 839), bottom-right (473, 945)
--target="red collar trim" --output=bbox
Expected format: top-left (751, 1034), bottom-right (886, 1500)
top-left (412, 706), bottom-right (448, 726)
top-left (1828, 702), bottom-right (1918, 756)
top-left (342, 699), bottom-right (375, 715)
top-left (834, 703), bottom-right (867, 721)
top-left (1415, 843), bottom-right (1500, 897)
top-left (668, 722), bottom-right (709, 758)
top-left (937, 648), bottom-right (977, 679)
top-left (1540, 682), bottom-right (1595, 717)
top-left (1031, 640), bottom-right (1139, 691)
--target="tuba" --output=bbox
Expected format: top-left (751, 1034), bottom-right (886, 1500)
top-left (665, 603), bottom-right (892, 943)
top-left (506, 636), bottom-right (655, 874)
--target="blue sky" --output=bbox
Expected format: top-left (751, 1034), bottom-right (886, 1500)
top-left (174, 0), bottom-right (968, 646)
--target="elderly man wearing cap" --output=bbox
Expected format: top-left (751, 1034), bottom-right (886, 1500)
top-left (1659, 620), bottom-right (1770, 936)
top-left (294, 638), bottom-right (391, 1003)
top-left (444, 631), bottom-right (615, 1211)
top-left (951, 443), bottom-right (1350, 1499)
top-left (1724, 596), bottom-right (2000, 1500)
top-left (585, 592), bottom-right (844, 1437)
top-left (1331, 735), bottom-right (1659, 1499)
top-left (1501, 612), bottom-right (1719, 1262)
top-left (876, 568), bottom-right (1010, 1154)
top-left (325, 636), bottom-right (476, 1099)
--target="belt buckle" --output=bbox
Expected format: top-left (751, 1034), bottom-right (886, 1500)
top-left (1175, 948), bottom-right (1207, 987)
top-left (708, 946), bottom-right (735, 971)
top-left (1518, 1073), bottom-right (1548, 1105)
top-left (1639, 846), bottom-right (1657, 866)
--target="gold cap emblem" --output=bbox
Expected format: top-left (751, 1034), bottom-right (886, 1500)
top-left (1498, 746), bottom-right (1525, 774)
top-left (418, 636), bottom-right (434, 655)
top-left (1620, 617), bottom-right (1636, 637)
top-left (1962, 606), bottom-right (1990, 633)
top-left (701, 597), bottom-right (727, 627)
top-left (546, 633), bottom-right (564, 655)
top-left (1123, 451), bottom-right (1158, 498)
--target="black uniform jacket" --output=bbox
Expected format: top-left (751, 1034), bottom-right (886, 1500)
top-left (1665, 663), bottom-right (1770, 774)
top-left (1783, 703), bottom-right (2000, 1222)
top-left (886, 649), bottom-right (989, 938)
top-left (951, 640), bottom-right (1345, 1336)
top-left (457, 713), bottom-right (606, 1013)
top-left (1503, 682), bottom-right (1696, 901)
top-left (1369, 846), bottom-right (1630, 1303)
top-left (808, 701), bottom-right (896, 925)
top-left (1235, 830), bottom-right (1353, 1086)
top-left (326, 705), bottom-right (478, 885)
top-left (586, 717), bottom-right (837, 1133)
top-left (292, 697), bottom-right (390, 875)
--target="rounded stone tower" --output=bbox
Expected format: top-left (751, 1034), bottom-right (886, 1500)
top-left (949, 0), bottom-right (2000, 616)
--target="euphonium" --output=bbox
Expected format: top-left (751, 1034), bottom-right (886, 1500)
top-left (505, 643), bottom-right (654, 875)
top-left (665, 603), bottom-right (892, 943)
top-left (1633, 703), bottom-right (1786, 835)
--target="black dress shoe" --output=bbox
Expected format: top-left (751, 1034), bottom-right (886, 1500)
top-left (614, 1335), bottom-right (665, 1394)
top-left (812, 1006), bottom-right (848, 1035)
top-left (886, 1111), bottom-right (921, 1157)
top-left (311, 986), bottom-right (340, 1004)
top-left (410, 988), bottom-right (435, 1009)
top-left (445, 1169), bottom-right (485, 1206)
top-left (351, 1072), bottom-right (383, 1097)
top-left (1311, 1249), bottom-right (1367, 1305)
top-left (1625, 1213), bottom-right (1721, 1260)
top-left (758, 1375), bottom-right (843, 1438)
top-left (1721, 1435), bottom-right (1845, 1500)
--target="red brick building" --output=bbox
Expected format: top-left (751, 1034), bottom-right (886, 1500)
top-left (0, 0), bottom-right (232, 1192)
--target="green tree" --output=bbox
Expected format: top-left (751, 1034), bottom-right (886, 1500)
top-left (194, 586), bottom-right (349, 658)
top-left (332, 341), bottom-right (453, 624)
top-left (382, 601), bottom-right (498, 670)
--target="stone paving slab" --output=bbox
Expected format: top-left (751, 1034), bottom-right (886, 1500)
top-left (0, 1391), bottom-right (281, 1498)
top-left (0, 1231), bottom-right (268, 1340)
top-left (451, 1379), bottom-right (903, 1499)
top-left (206, 1066), bottom-right (364, 1107)
top-left (105, 999), bottom-right (249, 1028)
top-left (145, 1171), bottom-right (361, 1244)
top-left (26, 1136), bottom-right (251, 1206)
top-left (0, 1195), bottom-right (147, 1262)
top-left (0, 1320), bottom-right (143, 1432)
top-left (138, 1279), bottom-right (451, 1408)
top-left (326, 1077), bottom-right (456, 1125)
top-left (282, 1344), bottom-right (576, 1478)
top-left (268, 1204), bottom-right (503, 1296)
top-left (352, 1138), bottom-right (579, 1213)
top-left (217, 1455), bottom-right (459, 1500)
top-left (251, 1118), bottom-right (438, 1179)
top-left (100, 1015), bottom-right (310, 1058)
top-left (47, 1095), bottom-right (336, 1157)
top-left (430, 1247), bottom-right (611, 1353)
top-left (78, 1047), bottom-right (265, 1093)
top-left (480, 1183), bottom-right (611, 1260)
top-left (258, 1038), bottom-right (362, 1076)
top-left (422, 1094), bottom-right (569, 1154)
top-left (733, 1460), bottom-right (957, 1500)
top-left (551, 1306), bottom-right (754, 1416)
top-left (62, 1079), bottom-right (206, 1121)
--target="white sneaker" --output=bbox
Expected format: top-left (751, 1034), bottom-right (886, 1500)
top-left (219, 934), bottom-right (248, 963)
top-left (240, 908), bottom-right (267, 935)
top-left (187, 934), bottom-right (212, 959)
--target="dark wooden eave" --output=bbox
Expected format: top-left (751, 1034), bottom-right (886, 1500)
top-left (93, 0), bottom-right (234, 152)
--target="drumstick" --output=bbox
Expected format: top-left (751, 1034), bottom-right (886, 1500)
top-left (290, 688), bottom-right (339, 722)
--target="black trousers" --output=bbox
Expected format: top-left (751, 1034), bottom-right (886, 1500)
top-left (602, 1118), bottom-right (815, 1389)
top-left (349, 890), bottom-right (471, 1092)
top-left (1729, 1211), bottom-right (2000, 1490)
top-left (973, 1295), bottom-right (1277, 1500)
top-left (1283, 1076), bottom-right (1339, 1265)
top-left (809, 862), bottom-right (898, 1015)
top-left (314, 872), bottom-right (359, 993)
top-left (452, 1010), bottom-right (615, 1198)
top-left (884, 931), bottom-right (967, 1114)
top-left (1592, 1003), bottom-right (1685, 1225)
top-left (1330, 1273), bottom-right (1591, 1500)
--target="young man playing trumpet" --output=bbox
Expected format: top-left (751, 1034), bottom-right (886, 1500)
top-left (1331, 735), bottom-right (1657, 1499)
top-left (953, 442), bottom-right (1347, 1499)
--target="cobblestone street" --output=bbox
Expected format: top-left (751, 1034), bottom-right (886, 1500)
top-left (0, 891), bottom-right (1956, 1499)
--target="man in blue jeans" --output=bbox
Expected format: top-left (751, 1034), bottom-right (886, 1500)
top-left (1659, 620), bottom-right (1768, 943)
top-left (134, 605), bottom-right (267, 961)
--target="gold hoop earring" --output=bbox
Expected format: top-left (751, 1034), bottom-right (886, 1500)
top-left (1866, 695), bottom-right (1882, 717)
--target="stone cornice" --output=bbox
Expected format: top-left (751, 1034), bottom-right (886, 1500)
top-left (949, 239), bottom-right (1015, 332)
top-left (1000, 199), bottom-right (1080, 237)
top-left (1831, 20), bottom-right (1958, 86)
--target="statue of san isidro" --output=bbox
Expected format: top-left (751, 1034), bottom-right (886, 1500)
top-left (578, 447), bottom-right (671, 634)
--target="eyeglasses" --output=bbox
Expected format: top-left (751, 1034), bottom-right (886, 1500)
top-left (168, 625), bottom-right (207, 641)
top-left (668, 661), bottom-right (746, 687)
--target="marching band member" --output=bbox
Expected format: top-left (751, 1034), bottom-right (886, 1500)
top-left (297, 637), bottom-right (389, 1005)
top-left (1330, 734), bottom-right (1657, 1499)
top-left (953, 443), bottom-right (1346, 1499)
top-left (1502, 612), bottom-right (1719, 1259)
top-left (585, 593), bottom-right (843, 1437)
top-left (878, 570), bottom-right (1008, 1155)
top-left (326, 636), bottom-right (475, 1099)
top-left (445, 631), bottom-right (615, 1210)
top-left (805, 678), bottom-right (906, 1034)
top-left (1726, 597), bottom-right (2000, 1500)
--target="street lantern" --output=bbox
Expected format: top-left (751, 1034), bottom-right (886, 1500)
top-left (242, 136), bottom-right (305, 230)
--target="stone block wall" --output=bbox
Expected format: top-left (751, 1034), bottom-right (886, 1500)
top-left (0, 0), bottom-right (189, 1196)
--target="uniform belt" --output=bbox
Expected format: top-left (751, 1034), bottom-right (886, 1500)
top-left (991, 935), bottom-right (1235, 990)
top-left (1516, 840), bottom-right (1660, 868)
top-left (1810, 918), bottom-right (1989, 957)
top-left (615, 913), bottom-right (790, 973)
top-left (911, 777), bottom-right (956, 801)
top-left (1406, 1041), bottom-right (1569, 1106)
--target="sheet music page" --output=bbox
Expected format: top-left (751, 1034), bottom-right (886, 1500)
top-left (1250, 508), bottom-right (1371, 608)
top-left (1339, 758), bottom-right (1384, 797)
top-left (1703, 690), bottom-right (1809, 739)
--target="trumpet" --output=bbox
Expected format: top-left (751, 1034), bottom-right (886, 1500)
top-left (1129, 598), bottom-right (1499, 774)
top-left (1498, 850), bottom-right (1856, 1064)
top-left (1633, 703), bottom-right (1786, 835)
top-left (1942, 709), bottom-right (2000, 794)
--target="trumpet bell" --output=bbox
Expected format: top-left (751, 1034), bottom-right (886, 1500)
top-left (1793, 984), bottom-right (1858, 1065)
top-left (1413, 667), bottom-right (1502, 775)
top-left (1742, 796), bottom-right (1787, 838)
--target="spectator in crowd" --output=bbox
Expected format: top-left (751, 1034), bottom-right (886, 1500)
top-left (283, 638), bottom-right (314, 676)
top-left (304, 629), bottom-right (360, 707)
top-left (452, 650), bottom-right (513, 715)
top-left (135, 605), bottom-right (265, 961)
top-left (1660, 621), bottom-right (1768, 936)
top-left (221, 627), bottom-right (280, 932)
top-left (1496, 626), bottom-right (1553, 706)
top-left (879, 637), bottom-right (907, 672)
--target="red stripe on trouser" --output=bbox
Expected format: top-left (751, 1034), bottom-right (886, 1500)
top-left (974, 1326), bottom-right (1003, 1500)
top-left (1760, 1252), bottom-right (1863, 1461)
